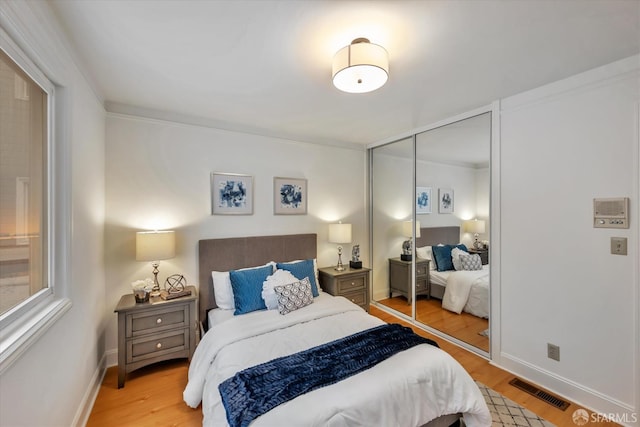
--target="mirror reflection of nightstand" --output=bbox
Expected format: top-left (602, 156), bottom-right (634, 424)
top-left (388, 257), bottom-right (430, 304)
top-left (468, 248), bottom-right (489, 265)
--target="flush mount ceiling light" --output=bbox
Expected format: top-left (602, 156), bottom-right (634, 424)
top-left (332, 37), bottom-right (389, 94)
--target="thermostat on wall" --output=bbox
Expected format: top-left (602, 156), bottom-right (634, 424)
top-left (593, 197), bottom-right (629, 229)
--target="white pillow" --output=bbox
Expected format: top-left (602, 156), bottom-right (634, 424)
top-left (211, 262), bottom-right (275, 310)
top-left (261, 269), bottom-right (299, 310)
top-left (451, 247), bottom-right (469, 271)
top-left (416, 246), bottom-right (436, 270)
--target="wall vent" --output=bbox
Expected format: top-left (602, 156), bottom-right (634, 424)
top-left (509, 378), bottom-right (570, 411)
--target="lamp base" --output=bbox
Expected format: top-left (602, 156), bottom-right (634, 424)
top-left (400, 254), bottom-right (412, 261)
top-left (349, 260), bottom-right (362, 269)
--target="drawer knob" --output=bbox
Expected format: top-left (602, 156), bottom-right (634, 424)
top-left (351, 282), bottom-right (355, 286)
top-left (156, 343), bottom-right (162, 349)
top-left (156, 318), bottom-right (162, 324)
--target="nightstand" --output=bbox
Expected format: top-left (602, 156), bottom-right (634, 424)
top-left (388, 257), bottom-right (430, 304)
top-left (468, 248), bottom-right (489, 265)
top-left (114, 286), bottom-right (198, 388)
top-left (318, 266), bottom-right (371, 312)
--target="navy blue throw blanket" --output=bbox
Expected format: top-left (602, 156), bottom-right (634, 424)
top-left (218, 323), bottom-right (438, 427)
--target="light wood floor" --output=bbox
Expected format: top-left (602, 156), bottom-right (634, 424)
top-left (377, 295), bottom-right (489, 352)
top-left (87, 306), bottom-right (619, 427)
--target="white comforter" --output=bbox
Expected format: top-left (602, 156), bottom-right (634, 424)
top-left (184, 294), bottom-right (490, 426)
top-left (441, 266), bottom-right (490, 318)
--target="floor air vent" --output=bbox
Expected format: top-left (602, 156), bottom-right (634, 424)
top-left (509, 378), bottom-right (570, 411)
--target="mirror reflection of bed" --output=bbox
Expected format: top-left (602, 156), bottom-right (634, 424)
top-left (377, 226), bottom-right (489, 353)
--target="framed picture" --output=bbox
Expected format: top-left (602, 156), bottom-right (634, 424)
top-left (211, 172), bottom-right (253, 215)
top-left (416, 187), bottom-right (432, 214)
top-left (274, 177), bottom-right (307, 215)
top-left (438, 188), bottom-right (454, 213)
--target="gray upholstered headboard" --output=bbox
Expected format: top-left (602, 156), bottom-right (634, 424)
top-left (198, 234), bottom-right (317, 324)
top-left (415, 226), bottom-right (460, 248)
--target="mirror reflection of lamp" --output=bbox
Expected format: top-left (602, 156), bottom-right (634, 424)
top-left (401, 220), bottom-right (420, 261)
top-left (136, 230), bottom-right (175, 296)
top-left (328, 222), bottom-right (352, 271)
top-left (464, 219), bottom-right (486, 249)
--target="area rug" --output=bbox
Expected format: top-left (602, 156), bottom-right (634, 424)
top-left (466, 381), bottom-right (556, 427)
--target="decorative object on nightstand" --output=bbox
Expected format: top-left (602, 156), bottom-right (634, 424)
top-left (401, 220), bottom-right (420, 261)
top-left (114, 286), bottom-right (198, 388)
top-left (136, 230), bottom-right (176, 296)
top-left (328, 222), bottom-right (352, 271)
top-left (131, 278), bottom-right (153, 303)
top-left (160, 274), bottom-right (191, 300)
top-left (318, 266), bottom-right (370, 312)
top-left (350, 244), bottom-right (362, 269)
top-left (464, 219), bottom-right (485, 249)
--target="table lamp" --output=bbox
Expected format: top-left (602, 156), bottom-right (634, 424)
top-left (464, 219), bottom-right (486, 249)
top-left (401, 220), bottom-right (421, 261)
top-left (328, 222), bottom-right (352, 271)
top-left (136, 230), bottom-right (175, 296)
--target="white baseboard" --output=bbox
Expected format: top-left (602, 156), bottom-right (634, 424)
top-left (495, 352), bottom-right (638, 427)
top-left (71, 353), bottom-right (107, 427)
top-left (105, 348), bottom-right (118, 368)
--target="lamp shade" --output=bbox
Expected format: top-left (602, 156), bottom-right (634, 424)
top-left (136, 230), bottom-right (175, 261)
top-left (402, 220), bottom-right (421, 238)
top-left (332, 38), bottom-right (389, 94)
top-left (328, 223), bottom-right (352, 244)
top-left (464, 219), bottom-right (486, 234)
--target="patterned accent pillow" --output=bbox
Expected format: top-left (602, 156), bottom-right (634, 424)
top-left (274, 277), bottom-right (314, 315)
top-left (459, 253), bottom-right (483, 271)
top-left (451, 247), bottom-right (469, 271)
top-left (261, 269), bottom-right (300, 310)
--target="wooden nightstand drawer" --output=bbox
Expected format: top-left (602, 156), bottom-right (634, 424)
top-left (127, 329), bottom-right (189, 364)
top-left (416, 263), bottom-right (429, 277)
top-left (126, 304), bottom-right (189, 337)
top-left (337, 275), bottom-right (365, 293)
top-left (416, 278), bottom-right (428, 292)
top-left (342, 290), bottom-right (366, 307)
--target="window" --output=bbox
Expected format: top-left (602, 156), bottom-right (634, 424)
top-left (0, 48), bottom-right (48, 316)
top-left (0, 30), bottom-right (70, 374)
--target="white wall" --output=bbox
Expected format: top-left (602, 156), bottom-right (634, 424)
top-left (0, 2), bottom-right (106, 426)
top-left (497, 55), bottom-right (639, 419)
top-left (103, 114), bottom-right (367, 361)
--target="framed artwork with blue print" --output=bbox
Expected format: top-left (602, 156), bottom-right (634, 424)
top-left (274, 177), bottom-right (307, 215)
top-left (416, 187), bottom-right (432, 214)
top-left (211, 172), bottom-right (253, 215)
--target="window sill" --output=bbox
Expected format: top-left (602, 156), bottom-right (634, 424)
top-left (0, 297), bottom-right (72, 375)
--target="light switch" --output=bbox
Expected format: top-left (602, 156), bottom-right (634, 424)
top-left (611, 237), bottom-right (627, 255)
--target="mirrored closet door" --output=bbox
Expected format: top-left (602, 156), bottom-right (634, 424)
top-left (370, 111), bottom-right (491, 354)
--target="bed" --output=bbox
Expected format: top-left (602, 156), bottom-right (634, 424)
top-left (415, 227), bottom-right (490, 319)
top-left (184, 233), bottom-right (491, 427)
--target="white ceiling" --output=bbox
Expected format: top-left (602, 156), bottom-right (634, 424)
top-left (49, 0), bottom-right (639, 148)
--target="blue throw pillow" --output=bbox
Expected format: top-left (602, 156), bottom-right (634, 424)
top-left (432, 244), bottom-right (468, 272)
top-left (229, 264), bottom-right (274, 315)
top-left (276, 259), bottom-right (319, 297)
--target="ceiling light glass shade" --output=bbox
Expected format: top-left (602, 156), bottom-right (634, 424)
top-left (332, 38), bottom-right (389, 94)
